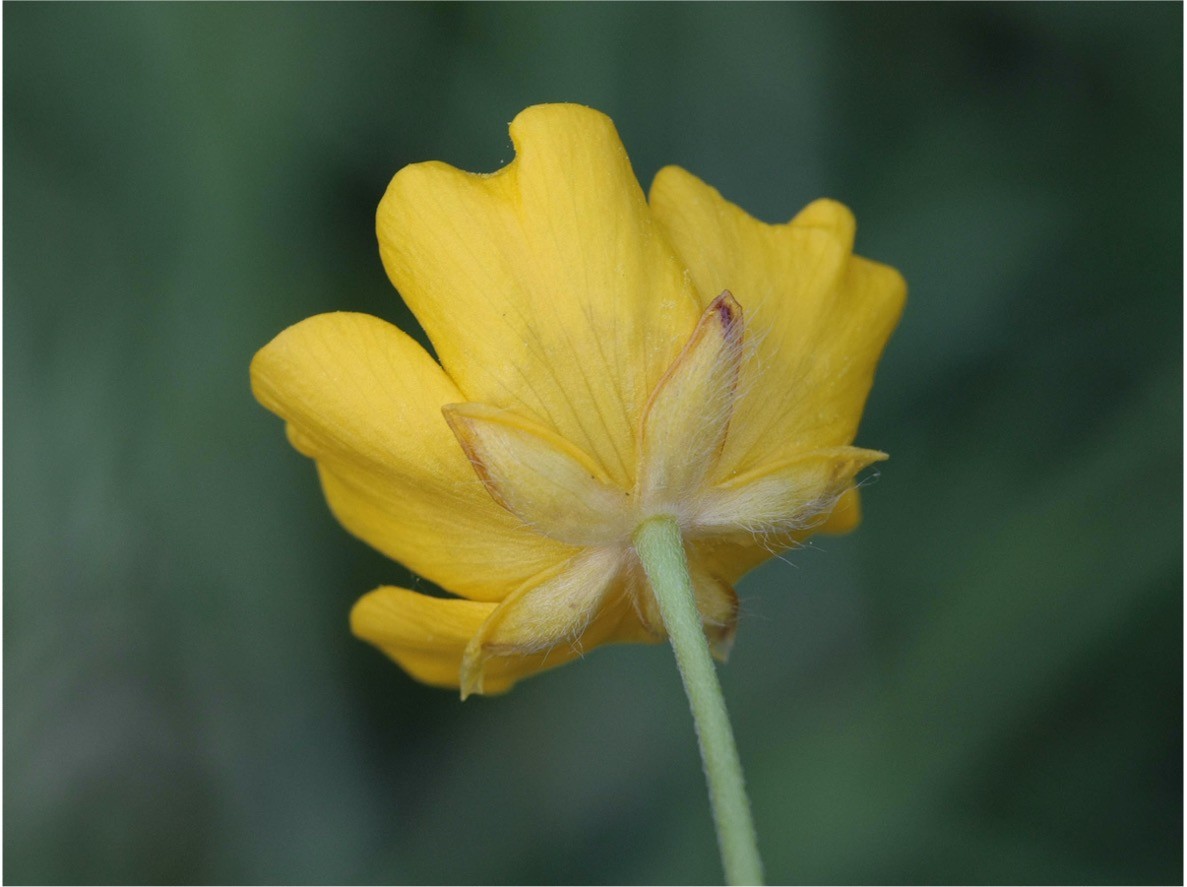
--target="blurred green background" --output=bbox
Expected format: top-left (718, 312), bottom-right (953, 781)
top-left (5, 4), bottom-right (1181, 884)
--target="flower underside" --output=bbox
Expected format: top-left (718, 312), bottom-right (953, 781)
top-left (250, 103), bottom-right (906, 697)
top-left (445, 292), bottom-right (885, 697)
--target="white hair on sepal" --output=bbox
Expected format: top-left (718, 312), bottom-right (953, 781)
top-left (693, 466), bottom-right (847, 532)
top-left (678, 294), bottom-right (772, 485)
top-left (725, 299), bottom-right (773, 409)
top-left (712, 295), bottom-right (814, 472)
top-left (747, 462), bottom-right (885, 558)
top-left (739, 489), bottom-right (847, 541)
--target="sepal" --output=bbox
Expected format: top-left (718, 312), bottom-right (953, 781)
top-left (444, 403), bottom-right (629, 546)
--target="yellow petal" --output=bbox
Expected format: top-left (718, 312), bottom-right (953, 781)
top-left (352, 587), bottom-right (576, 694)
top-left (816, 486), bottom-right (862, 535)
top-left (696, 446), bottom-right (886, 535)
top-left (461, 548), bottom-right (624, 698)
top-left (377, 104), bottom-right (703, 489)
top-left (350, 587), bottom-right (499, 690)
top-left (250, 312), bottom-right (575, 601)
top-left (649, 167), bottom-right (906, 478)
top-left (639, 292), bottom-right (744, 509)
top-left (443, 403), bottom-right (629, 546)
top-left (689, 536), bottom-right (776, 589)
top-left (352, 579), bottom-right (654, 696)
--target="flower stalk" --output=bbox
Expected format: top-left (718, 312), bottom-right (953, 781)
top-left (633, 515), bottom-right (764, 886)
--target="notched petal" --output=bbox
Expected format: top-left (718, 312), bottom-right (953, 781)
top-left (695, 446), bottom-right (887, 536)
top-left (444, 403), bottom-right (630, 546)
top-left (650, 168), bottom-right (905, 476)
top-left (377, 105), bottom-right (702, 489)
top-left (789, 198), bottom-right (857, 251)
top-left (461, 548), bottom-right (624, 698)
top-left (639, 291), bottom-right (745, 506)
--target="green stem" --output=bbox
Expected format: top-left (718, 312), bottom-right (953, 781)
top-left (633, 515), bottom-right (764, 886)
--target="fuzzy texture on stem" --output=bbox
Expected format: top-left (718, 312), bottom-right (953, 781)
top-left (634, 515), bottom-right (764, 886)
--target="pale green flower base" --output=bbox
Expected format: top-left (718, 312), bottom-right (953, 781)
top-left (633, 516), bottom-right (764, 886)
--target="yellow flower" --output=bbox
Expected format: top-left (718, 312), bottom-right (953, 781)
top-left (251, 104), bottom-right (905, 698)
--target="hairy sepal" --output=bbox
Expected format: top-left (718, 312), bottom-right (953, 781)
top-left (638, 291), bottom-right (744, 509)
top-left (460, 547), bottom-right (623, 698)
top-left (695, 446), bottom-right (887, 536)
top-left (444, 403), bottom-right (629, 546)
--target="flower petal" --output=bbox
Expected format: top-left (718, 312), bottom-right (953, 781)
top-left (351, 587), bottom-right (499, 690)
top-left (354, 583), bottom-right (655, 696)
top-left (443, 403), bottom-right (630, 546)
top-left (377, 104), bottom-right (703, 489)
top-left (649, 167), bottom-right (906, 478)
top-left (695, 446), bottom-right (887, 536)
top-left (639, 291), bottom-right (744, 510)
top-left (460, 547), bottom-right (624, 698)
top-left (816, 485), bottom-right (862, 535)
top-left (250, 312), bottom-right (575, 601)
top-left (690, 537), bottom-right (775, 589)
